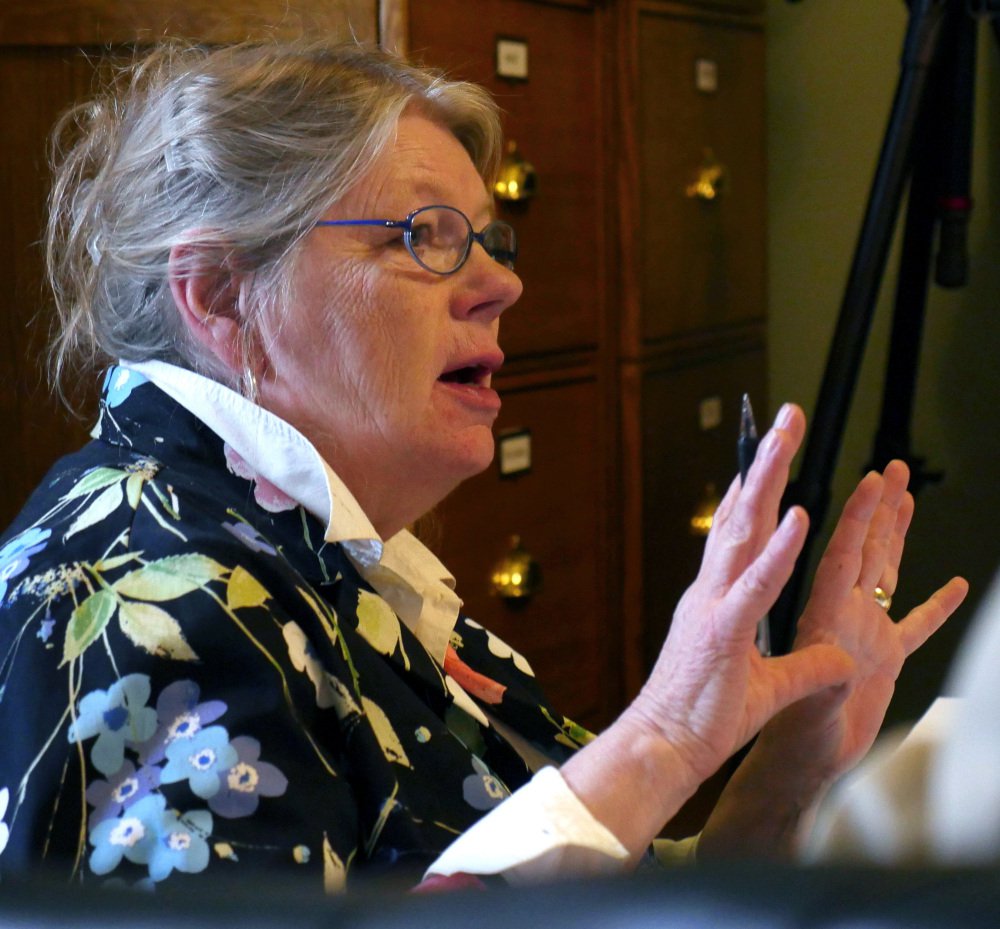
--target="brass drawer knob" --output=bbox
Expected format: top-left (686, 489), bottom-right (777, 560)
top-left (685, 148), bottom-right (727, 202)
top-left (490, 535), bottom-right (541, 601)
top-left (689, 482), bottom-right (720, 537)
top-left (494, 140), bottom-right (538, 202)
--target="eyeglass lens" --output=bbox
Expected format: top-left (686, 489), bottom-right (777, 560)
top-left (407, 206), bottom-right (516, 274)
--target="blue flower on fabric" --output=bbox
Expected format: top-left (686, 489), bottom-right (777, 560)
top-left (160, 726), bottom-right (238, 799)
top-left (69, 675), bottom-right (158, 777)
top-left (222, 521), bottom-right (277, 556)
top-left (138, 680), bottom-right (227, 765)
top-left (0, 526), bottom-right (51, 601)
top-left (89, 793), bottom-right (162, 875)
top-left (89, 793), bottom-right (212, 882)
top-left (208, 736), bottom-right (288, 819)
top-left (103, 367), bottom-right (148, 409)
top-left (462, 757), bottom-right (510, 811)
top-left (86, 760), bottom-right (162, 829)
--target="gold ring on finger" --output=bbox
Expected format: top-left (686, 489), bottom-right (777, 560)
top-left (874, 586), bottom-right (892, 611)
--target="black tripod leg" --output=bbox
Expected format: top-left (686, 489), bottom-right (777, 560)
top-left (768, 0), bottom-right (949, 656)
top-left (871, 9), bottom-right (975, 487)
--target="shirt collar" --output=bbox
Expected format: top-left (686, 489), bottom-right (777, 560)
top-left (123, 359), bottom-right (461, 664)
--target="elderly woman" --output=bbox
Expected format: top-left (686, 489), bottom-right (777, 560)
top-left (0, 41), bottom-right (966, 893)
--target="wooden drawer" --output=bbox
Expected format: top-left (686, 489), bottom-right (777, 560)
top-left (429, 372), bottom-right (615, 730)
top-left (637, 10), bottom-right (766, 343)
top-left (409, 0), bottom-right (605, 359)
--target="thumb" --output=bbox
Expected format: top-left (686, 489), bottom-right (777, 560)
top-left (764, 644), bottom-right (856, 718)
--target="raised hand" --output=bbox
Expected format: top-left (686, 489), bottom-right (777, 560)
top-left (562, 404), bottom-right (858, 861)
top-left (770, 459), bottom-right (966, 782)
top-left (699, 458), bottom-right (967, 859)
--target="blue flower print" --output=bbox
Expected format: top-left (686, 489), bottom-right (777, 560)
top-left (103, 366), bottom-right (148, 409)
top-left (161, 726), bottom-right (238, 799)
top-left (86, 760), bottom-right (161, 829)
top-left (0, 526), bottom-right (51, 601)
top-left (69, 675), bottom-right (158, 776)
top-left (88, 793), bottom-right (212, 882)
top-left (138, 680), bottom-right (227, 765)
top-left (208, 736), bottom-right (288, 819)
top-left (89, 793), bottom-right (162, 875)
top-left (146, 807), bottom-right (212, 882)
top-left (222, 521), bottom-right (277, 556)
top-left (462, 756), bottom-right (510, 811)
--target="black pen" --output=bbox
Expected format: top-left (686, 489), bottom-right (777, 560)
top-left (738, 393), bottom-right (759, 485)
top-left (738, 393), bottom-right (771, 656)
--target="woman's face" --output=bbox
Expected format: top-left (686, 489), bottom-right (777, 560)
top-left (258, 111), bottom-right (523, 538)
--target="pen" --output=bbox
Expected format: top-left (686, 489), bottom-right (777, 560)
top-left (738, 393), bottom-right (759, 485)
top-left (738, 393), bottom-right (771, 657)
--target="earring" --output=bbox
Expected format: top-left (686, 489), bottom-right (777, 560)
top-left (241, 366), bottom-right (259, 403)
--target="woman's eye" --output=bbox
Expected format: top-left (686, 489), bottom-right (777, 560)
top-left (409, 222), bottom-right (434, 248)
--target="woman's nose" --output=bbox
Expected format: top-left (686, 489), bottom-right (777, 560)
top-left (452, 247), bottom-right (523, 322)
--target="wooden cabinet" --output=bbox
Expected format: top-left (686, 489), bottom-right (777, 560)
top-left (433, 370), bottom-right (616, 727)
top-left (409, 0), bottom-right (620, 731)
top-left (409, 0), bottom-right (768, 738)
top-left (617, 2), bottom-right (769, 693)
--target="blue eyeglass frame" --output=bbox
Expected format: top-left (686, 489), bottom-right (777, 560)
top-left (314, 204), bottom-right (517, 276)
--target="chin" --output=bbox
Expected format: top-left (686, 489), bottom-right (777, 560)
top-left (444, 431), bottom-right (495, 483)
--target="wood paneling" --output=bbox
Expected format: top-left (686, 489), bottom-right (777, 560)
top-left (430, 372), bottom-right (615, 730)
top-left (636, 10), bottom-right (765, 345)
top-left (631, 343), bottom-right (766, 676)
top-left (410, 0), bottom-right (607, 360)
top-left (0, 0), bottom-right (376, 46)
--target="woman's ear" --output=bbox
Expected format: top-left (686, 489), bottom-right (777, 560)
top-left (168, 240), bottom-right (247, 374)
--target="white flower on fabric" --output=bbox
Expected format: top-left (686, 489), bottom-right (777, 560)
top-left (444, 675), bottom-right (490, 727)
top-left (0, 787), bottom-right (10, 856)
top-left (485, 630), bottom-right (534, 676)
top-left (462, 619), bottom-right (534, 676)
top-left (108, 817), bottom-right (146, 849)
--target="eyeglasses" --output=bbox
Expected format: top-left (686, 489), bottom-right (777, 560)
top-left (315, 204), bottom-right (517, 276)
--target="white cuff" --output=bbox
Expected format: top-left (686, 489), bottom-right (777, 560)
top-left (425, 766), bottom-right (629, 885)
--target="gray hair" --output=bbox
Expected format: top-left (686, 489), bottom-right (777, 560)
top-left (45, 39), bottom-right (503, 408)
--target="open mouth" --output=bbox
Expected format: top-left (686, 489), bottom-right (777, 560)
top-left (439, 364), bottom-right (490, 387)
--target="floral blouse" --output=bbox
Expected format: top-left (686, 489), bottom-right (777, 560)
top-left (0, 367), bottom-right (593, 892)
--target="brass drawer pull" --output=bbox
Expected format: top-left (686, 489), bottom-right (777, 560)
top-left (685, 148), bottom-right (727, 202)
top-left (490, 535), bottom-right (541, 601)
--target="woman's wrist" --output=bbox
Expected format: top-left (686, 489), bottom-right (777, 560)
top-left (559, 708), bottom-right (707, 865)
top-left (698, 731), bottom-right (831, 860)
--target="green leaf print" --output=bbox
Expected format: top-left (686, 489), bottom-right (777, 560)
top-left (118, 599), bottom-right (199, 661)
top-left (356, 590), bottom-right (409, 670)
top-left (113, 554), bottom-right (228, 601)
top-left (59, 467), bottom-right (128, 501)
top-left (63, 482), bottom-right (124, 541)
top-left (61, 589), bottom-right (117, 665)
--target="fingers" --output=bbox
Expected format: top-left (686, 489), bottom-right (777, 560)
top-left (716, 505), bottom-right (809, 636)
top-left (897, 576), bottom-right (969, 656)
top-left (858, 459), bottom-right (910, 594)
top-left (808, 470), bottom-right (883, 605)
top-left (880, 490), bottom-right (914, 597)
top-left (701, 404), bottom-right (806, 593)
top-left (810, 459), bottom-right (913, 607)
